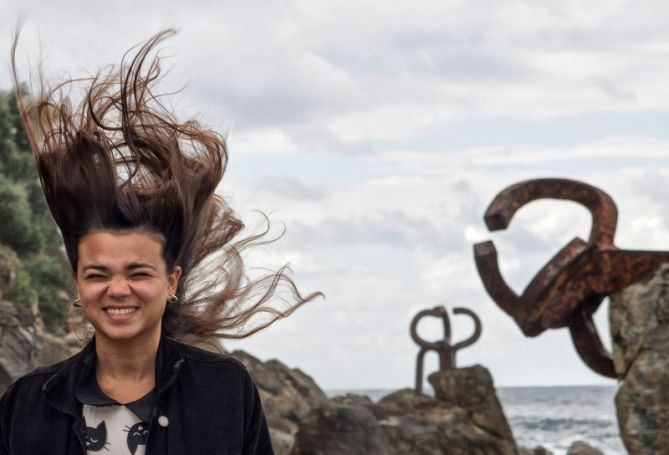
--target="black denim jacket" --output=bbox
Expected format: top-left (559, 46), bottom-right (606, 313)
top-left (0, 337), bottom-right (274, 454)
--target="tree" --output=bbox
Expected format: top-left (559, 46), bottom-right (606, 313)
top-left (0, 89), bottom-right (72, 334)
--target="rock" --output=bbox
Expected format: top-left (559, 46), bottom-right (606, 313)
top-left (292, 402), bottom-right (395, 455)
top-left (230, 350), bottom-right (329, 455)
top-left (268, 428), bottom-right (294, 455)
top-left (0, 300), bottom-right (39, 389)
top-left (331, 393), bottom-right (375, 408)
top-left (0, 300), bottom-right (75, 393)
top-left (429, 364), bottom-right (516, 443)
top-left (610, 263), bottom-right (669, 454)
top-left (234, 353), bottom-right (519, 454)
top-left (566, 440), bottom-right (603, 455)
top-left (519, 447), bottom-right (554, 455)
top-left (374, 366), bottom-right (518, 455)
top-left (375, 388), bottom-right (442, 420)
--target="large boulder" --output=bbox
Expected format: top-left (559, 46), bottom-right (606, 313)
top-left (230, 350), bottom-right (330, 455)
top-left (610, 263), bottom-right (669, 454)
top-left (429, 365), bottom-right (515, 443)
top-left (292, 402), bottom-right (395, 455)
top-left (519, 447), bottom-right (553, 455)
top-left (0, 299), bottom-right (38, 388)
top-left (0, 299), bottom-right (74, 393)
top-left (566, 440), bottom-right (604, 455)
top-left (374, 365), bottom-right (518, 455)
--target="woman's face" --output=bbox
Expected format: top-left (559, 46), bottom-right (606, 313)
top-left (75, 231), bottom-right (181, 347)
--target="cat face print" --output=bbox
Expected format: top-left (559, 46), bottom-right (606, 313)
top-left (85, 421), bottom-right (108, 451)
top-left (125, 421), bottom-right (149, 455)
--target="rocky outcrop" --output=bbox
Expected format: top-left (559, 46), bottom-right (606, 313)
top-left (0, 299), bottom-right (75, 393)
top-left (429, 365), bottom-right (515, 444)
top-left (293, 400), bottom-right (395, 454)
top-left (566, 440), bottom-right (604, 455)
top-left (375, 366), bottom-right (518, 455)
top-left (519, 447), bottom-right (553, 455)
top-left (234, 352), bottom-right (521, 455)
top-left (0, 299), bottom-right (39, 386)
top-left (231, 350), bottom-right (331, 454)
top-left (610, 263), bottom-right (669, 454)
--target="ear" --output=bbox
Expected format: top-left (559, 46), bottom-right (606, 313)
top-left (167, 266), bottom-right (182, 294)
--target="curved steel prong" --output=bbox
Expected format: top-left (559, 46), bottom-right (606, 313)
top-left (483, 178), bottom-right (617, 247)
top-left (568, 305), bottom-right (616, 378)
top-left (474, 237), bottom-right (591, 336)
top-left (415, 349), bottom-right (428, 394)
top-left (410, 306), bottom-right (451, 349)
top-left (473, 241), bottom-right (519, 317)
top-left (451, 307), bottom-right (482, 353)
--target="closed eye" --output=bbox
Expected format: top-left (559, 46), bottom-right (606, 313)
top-left (130, 272), bottom-right (152, 278)
top-left (85, 274), bottom-right (108, 280)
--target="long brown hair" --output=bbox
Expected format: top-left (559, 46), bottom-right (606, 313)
top-left (11, 29), bottom-right (321, 346)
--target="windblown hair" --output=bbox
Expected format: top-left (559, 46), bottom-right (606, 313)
top-left (11, 29), bottom-right (321, 345)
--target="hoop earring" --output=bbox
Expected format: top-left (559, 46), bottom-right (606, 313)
top-left (73, 298), bottom-right (82, 308)
top-left (167, 294), bottom-right (179, 304)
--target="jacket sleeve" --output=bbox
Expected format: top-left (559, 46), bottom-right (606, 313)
top-left (241, 370), bottom-right (274, 455)
top-left (0, 383), bottom-right (15, 455)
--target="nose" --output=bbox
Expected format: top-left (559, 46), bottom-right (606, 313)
top-left (107, 277), bottom-right (132, 299)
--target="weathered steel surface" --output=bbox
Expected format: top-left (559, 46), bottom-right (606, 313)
top-left (410, 306), bottom-right (481, 393)
top-left (473, 178), bottom-right (669, 378)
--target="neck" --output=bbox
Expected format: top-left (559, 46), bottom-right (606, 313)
top-left (95, 332), bottom-right (160, 381)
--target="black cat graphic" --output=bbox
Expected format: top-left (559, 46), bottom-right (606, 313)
top-left (124, 421), bottom-right (149, 455)
top-left (84, 421), bottom-right (109, 452)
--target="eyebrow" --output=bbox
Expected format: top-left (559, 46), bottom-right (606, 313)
top-left (82, 262), bottom-right (157, 272)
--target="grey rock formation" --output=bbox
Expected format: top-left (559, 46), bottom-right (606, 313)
top-left (0, 300), bottom-right (75, 393)
top-left (610, 263), bottom-right (669, 454)
top-left (293, 402), bottom-right (395, 455)
top-left (375, 365), bottom-right (518, 455)
top-left (0, 300), bottom-right (39, 387)
top-left (429, 365), bottom-right (515, 443)
top-left (231, 350), bottom-right (331, 455)
top-left (566, 440), bottom-right (604, 455)
top-left (234, 351), bottom-right (521, 454)
top-left (519, 447), bottom-right (554, 455)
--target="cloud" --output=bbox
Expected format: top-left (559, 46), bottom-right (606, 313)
top-left (285, 209), bottom-right (464, 251)
top-left (258, 176), bottom-right (328, 201)
top-left (5, 0), bottom-right (669, 390)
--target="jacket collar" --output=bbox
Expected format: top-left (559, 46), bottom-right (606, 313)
top-left (43, 335), bottom-right (185, 420)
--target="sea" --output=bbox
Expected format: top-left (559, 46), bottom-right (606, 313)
top-left (326, 385), bottom-right (625, 455)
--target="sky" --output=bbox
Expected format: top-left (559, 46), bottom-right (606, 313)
top-left (3, 0), bottom-right (669, 390)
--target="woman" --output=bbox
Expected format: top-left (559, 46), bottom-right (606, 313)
top-left (0, 30), bottom-right (319, 454)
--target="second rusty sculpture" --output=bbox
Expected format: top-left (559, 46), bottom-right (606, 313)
top-left (473, 178), bottom-right (669, 378)
top-left (410, 306), bottom-right (481, 394)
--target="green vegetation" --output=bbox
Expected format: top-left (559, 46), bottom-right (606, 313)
top-left (0, 89), bottom-right (72, 334)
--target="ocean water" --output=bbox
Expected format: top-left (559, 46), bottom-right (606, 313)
top-left (497, 385), bottom-right (624, 454)
top-left (327, 385), bottom-right (625, 455)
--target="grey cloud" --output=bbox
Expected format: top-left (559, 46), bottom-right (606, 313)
top-left (284, 209), bottom-right (464, 252)
top-left (594, 78), bottom-right (637, 102)
top-left (259, 176), bottom-right (328, 201)
top-left (632, 169), bottom-right (669, 227)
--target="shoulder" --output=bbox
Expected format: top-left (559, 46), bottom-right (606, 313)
top-left (1, 353), bottom-right (81, 405)
top-left (2, 352), bottom-right (79, 397)
top-left (168, 338), bottom-right (250, 376)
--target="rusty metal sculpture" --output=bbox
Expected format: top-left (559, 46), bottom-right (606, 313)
top-left (473, 178), bottom-right (669, 378)
top-left (410, 306), bottom-right (481, 394)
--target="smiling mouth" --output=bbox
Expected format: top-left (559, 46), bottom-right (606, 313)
top-left (104, 307), bottom-right (138, 315)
